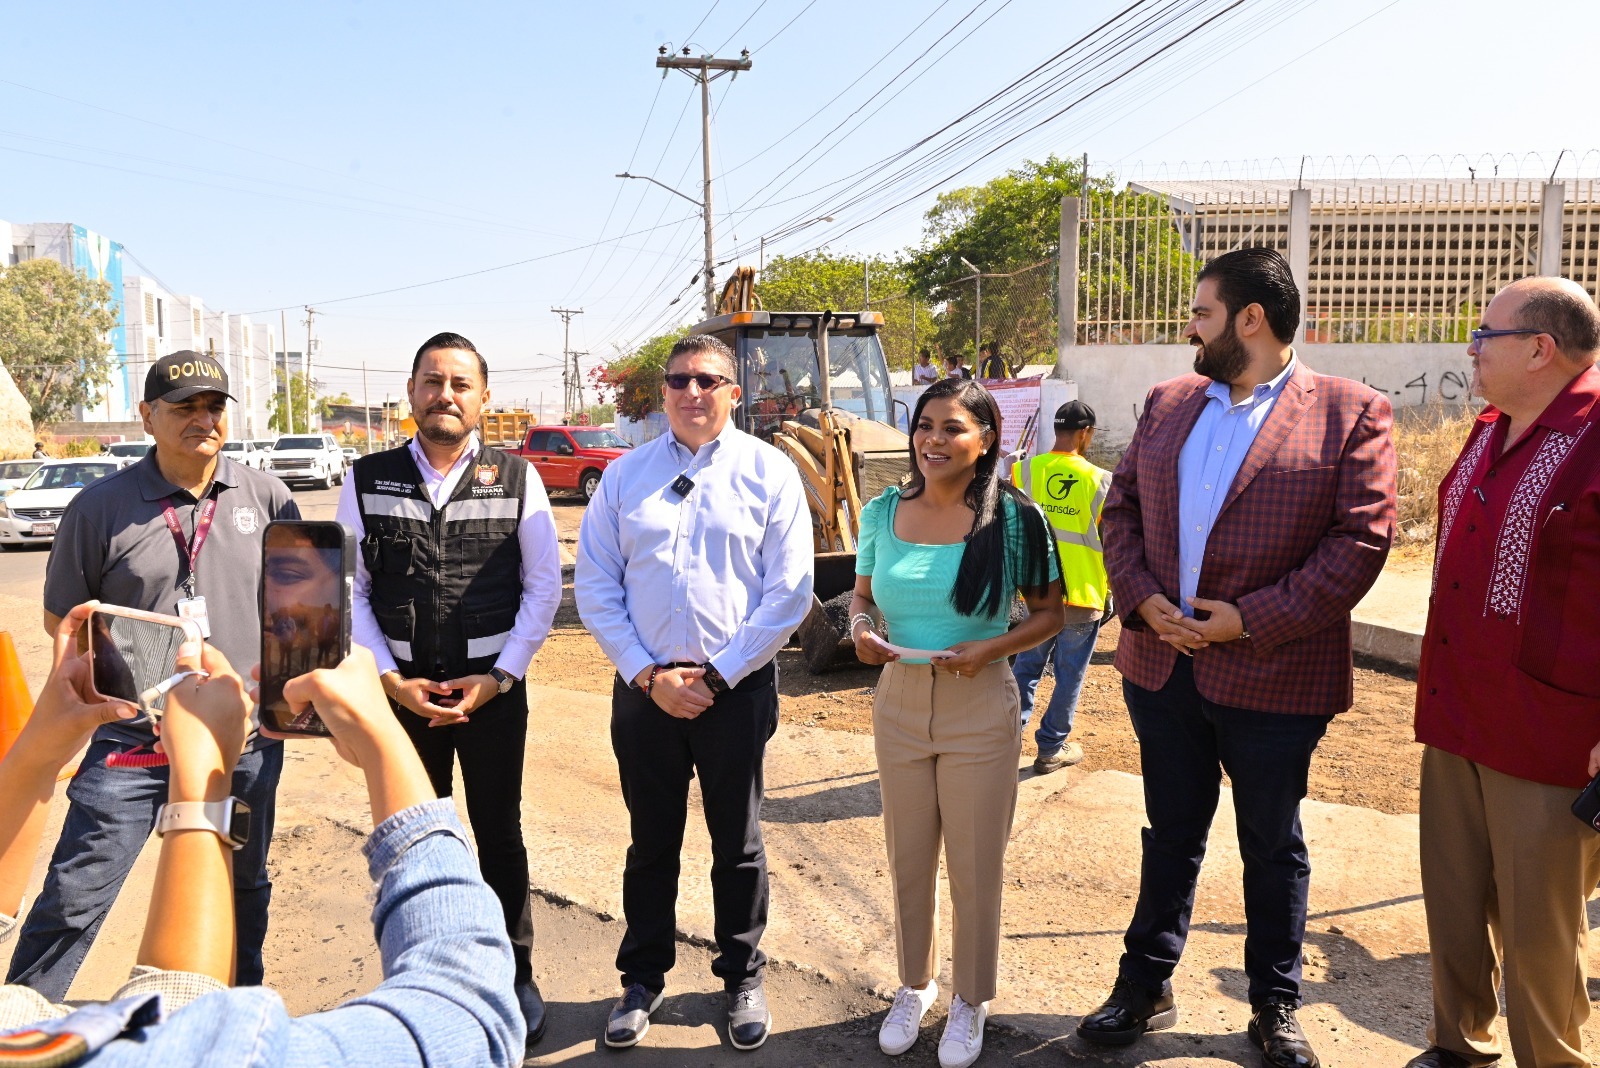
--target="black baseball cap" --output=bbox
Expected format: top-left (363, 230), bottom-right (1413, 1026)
top-left (145, 350), bottom-right (235, 404)
top-left (1054, 400), bottom-right (1100, 431)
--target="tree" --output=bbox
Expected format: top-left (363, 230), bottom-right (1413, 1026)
top-left (755, 252), bottom-right (935, 371)
top-left (268, 372), bottom-right (336, 433)
top-left (0, 258), bottom-right (118, 427)
top-left (903, 155), bottom-right (1201, 357)
top-left (594, 327), bottom-right (687, 421)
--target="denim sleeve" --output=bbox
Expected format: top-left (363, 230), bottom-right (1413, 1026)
top-left (282, 798), bottom-right (523, 1068)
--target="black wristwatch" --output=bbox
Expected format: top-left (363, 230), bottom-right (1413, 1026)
top-left (489, 667), bottom-right (517, 694)
top-left (701, 662), bottom-right (730, 695)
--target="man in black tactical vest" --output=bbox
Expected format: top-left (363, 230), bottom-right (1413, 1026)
top-left (334, 332), bottom-right (563, 1062)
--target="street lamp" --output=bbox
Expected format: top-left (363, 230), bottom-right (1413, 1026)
top-left (759, 215), bottom-right (834, 274)
top-left (616, 171), bottom-right (702, 208)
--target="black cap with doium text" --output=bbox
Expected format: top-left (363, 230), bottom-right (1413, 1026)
top-left (1053, 399), bottom-right (1101, 431)
top-left (145, 350), bottom-right (236, 404)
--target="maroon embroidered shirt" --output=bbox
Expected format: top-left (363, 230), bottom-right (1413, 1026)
top-left (1415, 365), bottom-right (1600, 789)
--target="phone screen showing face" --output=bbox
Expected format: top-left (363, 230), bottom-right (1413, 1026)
top-left (89, 610), bottom-right (190, 716)
top-left (259, 521), bottom-right (352, 735)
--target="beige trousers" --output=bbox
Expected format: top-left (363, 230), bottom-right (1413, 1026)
top-left (873, 659), bottom-right (1021, 1004)
top-left (1420, 746), bottom-right (1600, 1068)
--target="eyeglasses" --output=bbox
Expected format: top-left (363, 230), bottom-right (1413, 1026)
top-left (664, 373), bottom-right (733, 391)
top-left (1468, 326), bottom-right (1556, 351)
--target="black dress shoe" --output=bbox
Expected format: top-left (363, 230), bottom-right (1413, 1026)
top-left (516, 978), bottom-right (547, 1052)
top-left (1076, 975), bottom-right (1178, 1045)
top-left (1248, 1000), bottom-right (1319, 1068)
top-left (1403, 1047), bottom-right (1500, 1068)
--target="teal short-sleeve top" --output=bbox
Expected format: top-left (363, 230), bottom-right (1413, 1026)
top-left (855, 485), bottom-right (1058, 662)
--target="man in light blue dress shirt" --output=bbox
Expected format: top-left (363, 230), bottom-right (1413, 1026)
top-left (576, 334), bottom-right (813, 1053)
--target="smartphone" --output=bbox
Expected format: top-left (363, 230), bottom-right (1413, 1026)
top-left (258, 520), bottom-right (354, 736)
top-left (87, 606), bottom-right (204, 719)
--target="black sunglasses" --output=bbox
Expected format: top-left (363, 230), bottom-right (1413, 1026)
top-left (664, 373), bottom-right (733, 391)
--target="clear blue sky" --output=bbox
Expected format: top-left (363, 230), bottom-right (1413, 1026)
top-left (4, 0), bottom-right (1594, 408)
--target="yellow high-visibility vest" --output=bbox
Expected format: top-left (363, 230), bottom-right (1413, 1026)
top-left (1012, 451), bottom-right (1111, 610)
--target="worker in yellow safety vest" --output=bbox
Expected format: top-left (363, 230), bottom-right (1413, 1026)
top-left (1010, 399), bottom-right (1111, 773)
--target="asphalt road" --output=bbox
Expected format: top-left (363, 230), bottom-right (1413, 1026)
top-left (0, 481), bottom-right (343, 603)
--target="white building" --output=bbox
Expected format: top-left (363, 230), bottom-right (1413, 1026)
top-left (4, 218), bottom-right (275, 432)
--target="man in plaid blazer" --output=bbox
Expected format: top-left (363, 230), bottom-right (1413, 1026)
top-left (1077, 248), bottom-right (1396, 1068)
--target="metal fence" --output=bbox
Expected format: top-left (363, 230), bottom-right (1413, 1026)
top-left (1074, 166), bottom-right (1600, 344)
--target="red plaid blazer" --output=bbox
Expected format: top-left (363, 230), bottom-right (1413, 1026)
top-left (1103, 362), bottom-right (1396, 715)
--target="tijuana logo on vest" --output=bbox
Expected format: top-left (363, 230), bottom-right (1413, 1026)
top-left (475, 464), bottom-right (499, 487)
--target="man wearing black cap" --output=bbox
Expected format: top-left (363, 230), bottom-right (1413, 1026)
top-left (9, 350), bottom-right (298, 1000)
top-left (1009, 399), bottom-right (1110, 772)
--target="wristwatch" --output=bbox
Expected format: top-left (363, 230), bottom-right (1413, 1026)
top-left (701, 662), bottom-right (730, 695)
top-left (489, 667), bottom-right (518, 694)
top-left (155, 799), bottom-right (252, 850)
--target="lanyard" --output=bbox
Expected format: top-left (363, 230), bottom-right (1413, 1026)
top-left (161, 494), bottom-right (217, 598)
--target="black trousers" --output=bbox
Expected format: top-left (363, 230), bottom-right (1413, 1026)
top-left (395, 680), bottom-right (535, 983)
top-left (610, 663), bottom-right (777, 994)
top-left (1118, 656), bottom-right (1331, 1007)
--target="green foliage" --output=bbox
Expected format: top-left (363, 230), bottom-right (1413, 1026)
top-left (0, 258), bottom-right (119, 427)
top-left (594, 327), bottom-right (687, 421)
top-left (268, 371), bottom-right (335, 433)
top-left (582, 402), bottom-right (617, 425)
top-left (756, 252), bottom-right (934, 370)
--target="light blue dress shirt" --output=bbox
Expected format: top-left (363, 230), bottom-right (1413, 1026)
top-left (575, 422), bottom-right (814, 687)
top-left (0, 800), bottom-right (522, 1067)
top-left (1176, 355), bottom-right (1298, 616)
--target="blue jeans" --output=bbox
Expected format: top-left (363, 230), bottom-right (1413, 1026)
top-left (1011, 618), bottom-right (1100, 754)
top-left (6, 737), bottom-right (283, 1001)
top-left (1117, 657), bottom-right (1330, 1007)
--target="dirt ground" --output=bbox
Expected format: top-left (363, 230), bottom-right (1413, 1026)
top-left (536, 505), bottom-right (1425, 817)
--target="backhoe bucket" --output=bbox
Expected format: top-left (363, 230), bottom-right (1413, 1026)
top-left (795, 551), bottom-right (862, 673)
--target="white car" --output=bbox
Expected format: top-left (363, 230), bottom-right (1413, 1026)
top-left (266, 433), bottom-right (345, 489)
top-left (221, 439), bottom-right (269, 471)
top-left (0, 459), bottom-right (121, 550)
top-left (0, 459), bottom-right (44, 501)
top-left (103, 441), bottom-right (153, 463)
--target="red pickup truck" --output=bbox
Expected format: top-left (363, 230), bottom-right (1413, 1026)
top-left (508, 425), bottom-right (631, 501)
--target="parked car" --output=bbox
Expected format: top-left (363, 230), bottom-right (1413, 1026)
top-left (0, 459), bottom-right (122, 549)
top-left (221, 439), bottom-right (269, 471)
top-left (103, 441), bottom-right (153, 463)
top-left (508, 425), bottom-right (631, 501)
top-left (341, 447), bottom-right (360, 467)
top-left (0, 459), bottom-right (44, 500)
top-left (267, 433), bottom-right (345, 489)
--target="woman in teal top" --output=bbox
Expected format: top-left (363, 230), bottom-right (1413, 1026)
top-left (848, 378), bottom-right (1063, 1068)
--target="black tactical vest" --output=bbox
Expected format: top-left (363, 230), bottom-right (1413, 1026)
top-left (354, 443), bottom-right (526, 680)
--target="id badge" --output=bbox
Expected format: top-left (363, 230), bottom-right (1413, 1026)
top-left (176, 595), bottom-right (212, 639)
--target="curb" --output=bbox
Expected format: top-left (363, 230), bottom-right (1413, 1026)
top-left (1351, 619), bottom-right (1421, 670)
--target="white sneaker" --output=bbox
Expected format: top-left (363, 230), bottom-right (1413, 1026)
top-left (937, 994), bottom-right (989, 1068)
top-left (878, 981), bottom-right (938, 1056)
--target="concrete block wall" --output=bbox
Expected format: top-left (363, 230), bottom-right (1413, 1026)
top-left (1064, 342), bottom-right (1475, 444)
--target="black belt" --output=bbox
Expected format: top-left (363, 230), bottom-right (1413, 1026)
top-left (622, 660), bottom-right (775, 694)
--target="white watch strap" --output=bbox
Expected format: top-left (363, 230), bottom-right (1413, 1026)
top-left (156, 800), bottom-right (236, 844)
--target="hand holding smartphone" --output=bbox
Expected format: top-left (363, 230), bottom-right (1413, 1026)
top-left (87, 606), bottom-right (205, 720)
top-left (259, 521), bottom-right (354, 736)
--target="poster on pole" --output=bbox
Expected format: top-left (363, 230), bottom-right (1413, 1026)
top-left (981, 376), bottom-right (1043, 453)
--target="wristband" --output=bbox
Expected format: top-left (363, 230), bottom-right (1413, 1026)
top-left (644, 665), bottom-right (661, 699)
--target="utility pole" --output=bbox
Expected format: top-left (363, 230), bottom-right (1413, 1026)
top-left (279, 310), bottom-right (290, 434)
top-left (362, 361), bottom-right (372, 452)
top-left (655, 47), bottom-right (752, 319)
top-left (552, 307), bottom-right (584, 420)
top-left (303, 306), bottom-right (317, 432)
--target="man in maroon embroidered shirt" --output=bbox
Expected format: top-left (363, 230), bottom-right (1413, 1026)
top-left (1410, 277), bottom-right (1600, 1068)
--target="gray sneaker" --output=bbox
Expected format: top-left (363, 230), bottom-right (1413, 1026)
top-left (727, 985), bottom-right (772, 1051)
top-left (1033, 741), bottom-right (1084, 773)
top-left (604, 983), bottom-right (664, 1048)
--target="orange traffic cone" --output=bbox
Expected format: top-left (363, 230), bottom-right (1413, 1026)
top-left (0, 631), bottom-right (33, 762)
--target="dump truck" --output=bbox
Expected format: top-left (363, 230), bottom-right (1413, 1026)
top-left (686, 268), bottom-right (910, 671)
